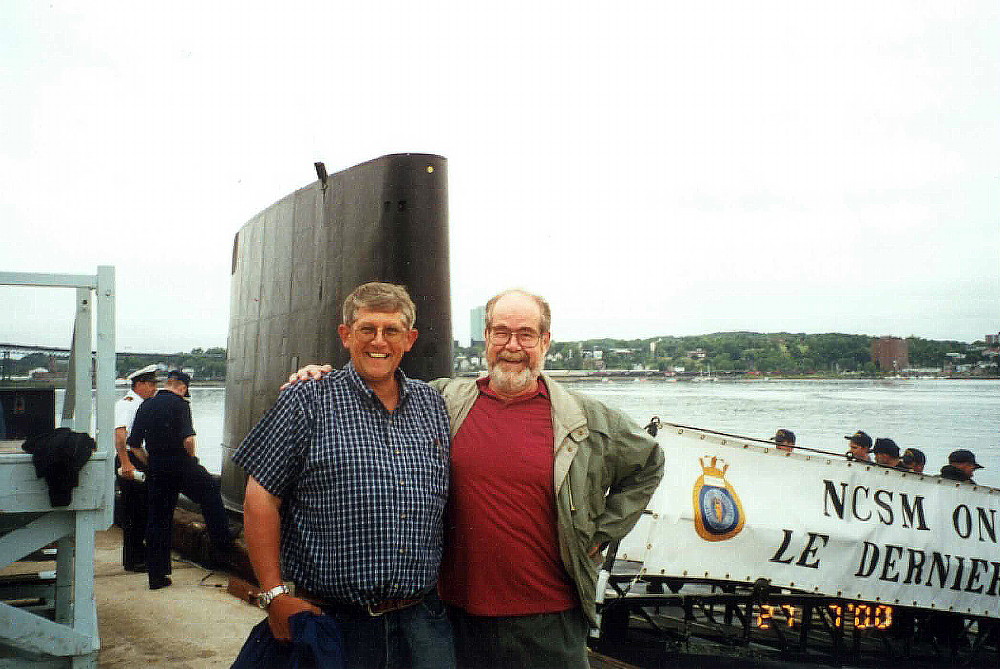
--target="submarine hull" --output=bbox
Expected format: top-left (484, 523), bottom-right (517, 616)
top-left (221, 153), bottom-right (452, 510)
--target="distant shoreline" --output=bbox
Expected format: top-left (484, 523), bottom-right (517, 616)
top-left (2, 373), bottom-right (998, 391)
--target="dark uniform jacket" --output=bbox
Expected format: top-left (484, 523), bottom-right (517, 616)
top-left (940, 464), bottom-right (974, 484)
top-left (127, 389), bottom-right (195, 471)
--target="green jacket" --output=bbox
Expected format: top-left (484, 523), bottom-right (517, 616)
top-left (431, 374), bottom-right (664, 624)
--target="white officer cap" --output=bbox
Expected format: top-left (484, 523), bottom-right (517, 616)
top-left (127, 364), bottom-right (159, 382)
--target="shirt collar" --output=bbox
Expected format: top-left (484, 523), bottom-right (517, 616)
top-left (344, 361), bottom-right (413, 407)
top-left (155, 388), bottom-right (188, 402)
top-left (477, 375), bottom-right (549, 404)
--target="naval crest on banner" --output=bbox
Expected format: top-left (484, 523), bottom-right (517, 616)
top-left (693, 456), bottom-right (745, 542)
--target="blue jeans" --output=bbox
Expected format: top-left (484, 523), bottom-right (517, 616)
top-left (323, 591), bottom-right (456, 669)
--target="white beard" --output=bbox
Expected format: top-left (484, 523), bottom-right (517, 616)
top-left (488, 356), bottom-right (543, 396)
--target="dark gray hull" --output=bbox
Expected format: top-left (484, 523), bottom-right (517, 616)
top-left (221, 153), bottom-right (452, 510)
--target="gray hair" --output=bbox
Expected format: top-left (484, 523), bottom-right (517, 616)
top-left (484, 289), bottom-right (551, 333)
top-left (341, 282), bottom-right (416, 329)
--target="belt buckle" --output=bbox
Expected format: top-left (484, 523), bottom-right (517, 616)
top-left (367, 601), bottom-right (388, 617)
top-left (366, 598), bottom-right (417, 616)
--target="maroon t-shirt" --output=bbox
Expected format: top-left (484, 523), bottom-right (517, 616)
top-left (439, 377), bottom-right (577, 615)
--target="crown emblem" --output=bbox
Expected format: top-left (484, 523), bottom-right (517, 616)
top-left (699, 456), bottom-right (728, 477)
top-left (692, 454), bottom-right (746, 542)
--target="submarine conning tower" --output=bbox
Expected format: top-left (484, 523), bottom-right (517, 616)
top-left (221, 153), bottom-right (452, 510)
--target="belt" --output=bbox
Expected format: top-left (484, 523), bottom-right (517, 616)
top-left (296, 586), bottom-right (424, 617)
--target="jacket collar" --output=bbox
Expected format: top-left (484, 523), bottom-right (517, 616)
top-left (539, 372), bottom-right (588, 442)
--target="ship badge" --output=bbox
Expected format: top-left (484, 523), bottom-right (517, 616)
top-left (692, 456), bottom-right (745, 542)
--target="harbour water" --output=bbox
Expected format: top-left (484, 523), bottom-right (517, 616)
top-left (55, 387), bottom-right (229, 477)
top-left (70, 378), bottom-right (1000, 489)
top-left (579, 377), bottom-right (1000, 489)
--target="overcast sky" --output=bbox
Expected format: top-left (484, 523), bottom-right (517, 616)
top-left (1, 2), bottom-right (997, 352)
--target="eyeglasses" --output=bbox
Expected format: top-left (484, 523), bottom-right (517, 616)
top-left (488, 328), bottom-right (543, 348)
top-left (354, 325), bottom-right (408, 343)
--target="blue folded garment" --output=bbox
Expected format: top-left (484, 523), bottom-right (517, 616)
top-left (231, 611), bottom-right (344, 669)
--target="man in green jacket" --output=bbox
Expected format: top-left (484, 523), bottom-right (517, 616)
top-left (288, 289), bottom-right (664, 668)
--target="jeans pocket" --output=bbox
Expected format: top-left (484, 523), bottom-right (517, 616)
top-left (420, 592), bottom-right (447, 619)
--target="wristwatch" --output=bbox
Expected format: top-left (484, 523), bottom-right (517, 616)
top-left (256, 584), bottom-right (290, 610)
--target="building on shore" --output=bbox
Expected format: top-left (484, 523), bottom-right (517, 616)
top-left (470, 305), bottom-right (486, 347)
top-left (872, 336), bottom-right (909, 372)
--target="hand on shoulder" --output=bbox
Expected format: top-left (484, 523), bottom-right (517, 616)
top-left (280, 364), bottom-right (333, 390)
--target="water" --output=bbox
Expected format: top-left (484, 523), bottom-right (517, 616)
top-left (576, 378), bottom-right (1000, 488)
top-left (62, 379), bottom-right (1000, 488)
top-left (56, 387), bottom-right (226, 474)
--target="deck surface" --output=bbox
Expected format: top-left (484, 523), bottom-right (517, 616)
top-left (0, 439), bottom-right (25, 454)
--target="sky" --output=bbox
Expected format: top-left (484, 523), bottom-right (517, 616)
top-left (1, 1), bottom-right (997, 352)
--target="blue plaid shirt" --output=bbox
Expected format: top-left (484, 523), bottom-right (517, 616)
top-left (233, 362), bottom-right (450, 605)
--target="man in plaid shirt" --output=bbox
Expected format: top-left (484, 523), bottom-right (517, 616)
top-left (288, 289), bottom-right (664, 669)
top-left (234, 282), bottom-right (455, 668)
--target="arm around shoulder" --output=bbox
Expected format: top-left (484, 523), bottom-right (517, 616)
top-left (281, 364), bottom-right (333, 390)
top-left (428, 376), bottom-right (453, 393)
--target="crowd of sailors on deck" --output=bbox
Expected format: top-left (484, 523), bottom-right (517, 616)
top-left (771, 428), bottom-right (986, 484)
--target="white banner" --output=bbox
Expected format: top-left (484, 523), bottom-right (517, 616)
top-left (618, 424), bottom-right (1000, 620)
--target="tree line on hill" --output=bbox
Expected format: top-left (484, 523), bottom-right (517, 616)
top-left (3, 348), bottom-right (228, 382)
top-left (540, 333), bottom-right (984, 374)
top-left (115, 348), bottom-right (227, 380)
top-left (6, 332), bottom-right (993, 382)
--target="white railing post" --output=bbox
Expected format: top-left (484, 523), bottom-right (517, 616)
top-left (94, 265), bottom-right (116, 529)
top-left (72, 288), bottom-right (93, 432)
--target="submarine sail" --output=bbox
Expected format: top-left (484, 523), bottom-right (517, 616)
top-left (221, 153), bottom-right (452, 510)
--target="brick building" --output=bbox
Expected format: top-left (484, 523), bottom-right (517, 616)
top-left (872, 336), bottom-right (909, 372)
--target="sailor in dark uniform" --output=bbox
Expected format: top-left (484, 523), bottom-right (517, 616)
top-left (773, 428), bottom-right (795, 452)
top-left (940, 449), bottom-right (984, 484)
top-left (114, 364), bottom-right (159, 572)
top-left (128, 370), bottom-right (233, 590)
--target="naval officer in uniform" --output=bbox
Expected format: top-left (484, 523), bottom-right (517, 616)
top-left (114, 364), bottom-right (159, 572)
top-left (128, 370), bottom-right (234, 590)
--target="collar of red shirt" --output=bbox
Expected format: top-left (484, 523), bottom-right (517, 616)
top-left (476, 374), bottom-right (549, 404)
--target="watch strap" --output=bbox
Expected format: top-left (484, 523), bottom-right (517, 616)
top-left (257, 584), bottom-right (290, 609)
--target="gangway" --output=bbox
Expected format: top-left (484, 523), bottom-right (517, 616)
top-left (0, 267), bottom-right (115, 668)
